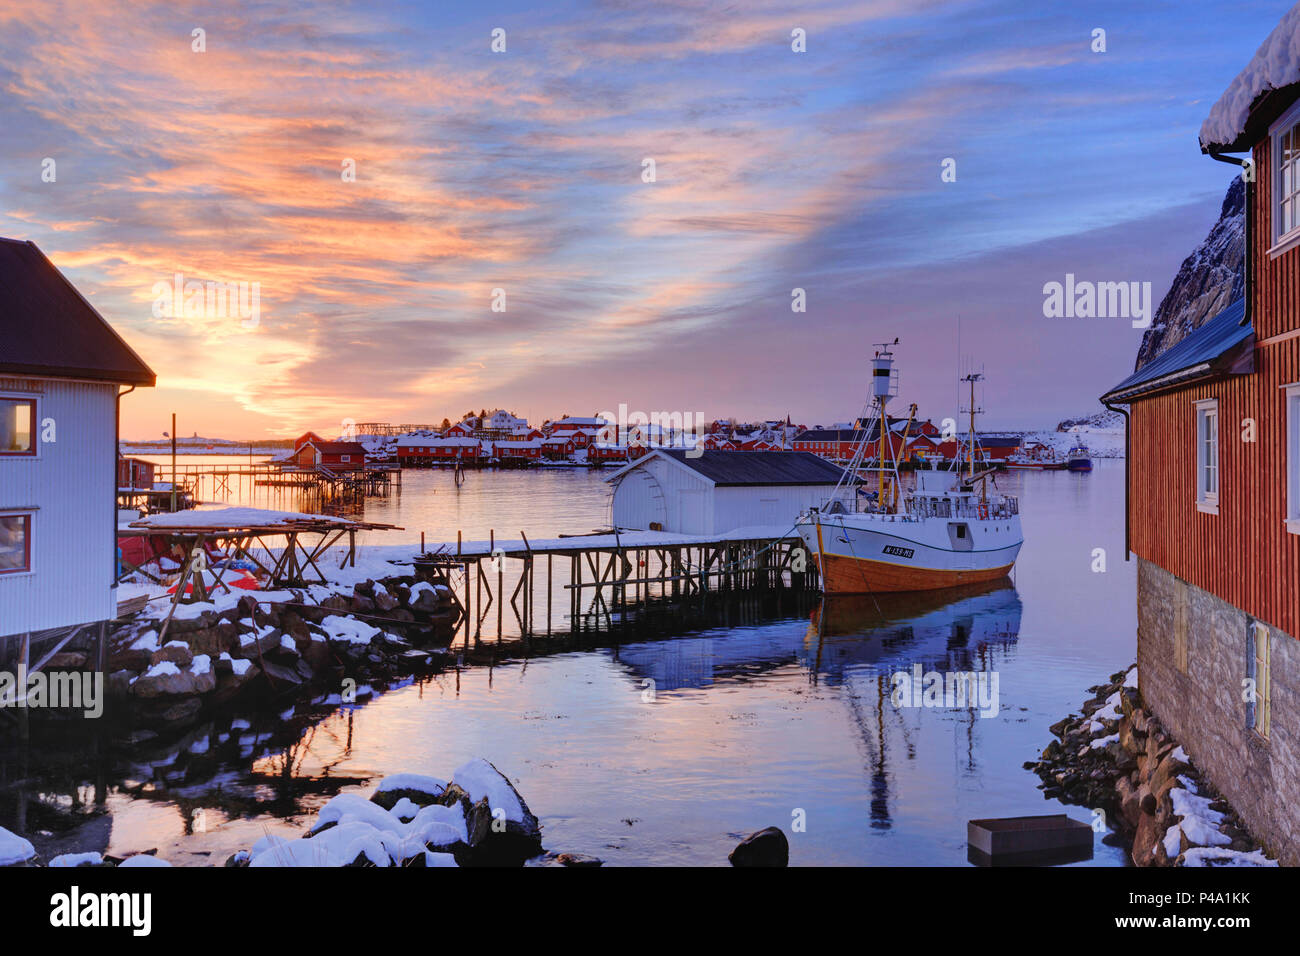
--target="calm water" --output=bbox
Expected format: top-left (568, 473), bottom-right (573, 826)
top-left (4, 460), bottom-right (1135, 866)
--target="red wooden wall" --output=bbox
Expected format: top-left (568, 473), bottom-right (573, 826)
top-left (1129, 134), bottom-right (1300, 638)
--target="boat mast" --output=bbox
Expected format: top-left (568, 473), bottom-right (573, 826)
top-left (962, 371), bottom-right (982, 484)
top-left (872, 340), bottom-right (898, 512)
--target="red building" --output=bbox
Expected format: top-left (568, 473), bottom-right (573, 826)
top-left (541, 435), bottom-right (576, 459)
top-left (396, 437), bottom-right (484, 464)
top-left (1098, 9), bottom-right (1300, 864)
top-left (288, 438), bottom-right (367, 472)
top-left (495, 439), bottom-right (544, 462)
top-left (117, 456), bottom-right (156, 490)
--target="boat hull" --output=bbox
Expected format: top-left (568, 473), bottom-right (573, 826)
top-left (1006, 461), bottom-right (1066, 470)
top-left (815, 552), bottom-right (1014, 593)
top-left (1066, 459), bottom-right (1092, 472)
top-left (797, 513), bottom-right (1022, 594)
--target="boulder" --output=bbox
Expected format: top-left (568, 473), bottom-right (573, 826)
top-left (370, 774), bottom-right (448, 812)
top-left (440, 760), bottom-right (543, 866)
top-left (1132, 813), bottom-right (1161, 866)
top-left (46, 650), bottom-right (89, 669)
top-left (728, 827), bottom-right (790, 867)
top-left (108, 646), bottom-right (152, 673)
top-left (131, 665), bottom-right (200, 698)
top-left (151, 642), bottom-right (194, 668)
top-left (184, 621), bottom-right (238, 658)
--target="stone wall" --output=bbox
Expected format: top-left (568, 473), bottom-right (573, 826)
top-left (1137, 557), bottom-right (1300, 864)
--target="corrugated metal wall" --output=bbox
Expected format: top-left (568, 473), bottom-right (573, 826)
top-left (713, 484), bottom-right (833, 533)
top-left (610, 456), bottom-right (836, 535)
top-left (0, 376), bottom-right (117, 636)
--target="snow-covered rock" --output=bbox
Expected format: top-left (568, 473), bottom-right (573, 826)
top-left (0, 826), bottom-right (36, 866)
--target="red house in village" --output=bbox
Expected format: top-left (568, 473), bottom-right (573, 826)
top-left (117, 456), bottom-right (157, 490)
top-left (289, 432), bottom-right (367, 472)
top-left (395, 436), bottom-right (485, 464)
top-left (444, 420), bottom-right (476, 438)
top-left (541, 435), bottom-right (576, 459)
top-left (1100, 7), bottom-right (1300, 864)
top-left (495, 439), bottom-right (544, 463)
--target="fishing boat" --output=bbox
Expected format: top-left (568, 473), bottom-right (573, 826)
top-left (1066, 441), bottom-right (1092, 472)
top-left (795, 343), bottom-right (1023, 594)
top-left (1006, 440), bottom-right (1066, 470)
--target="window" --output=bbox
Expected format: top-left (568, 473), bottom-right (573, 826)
top-left (0, 397), bottom-right (36, 455)
top-left (0, 513), bottom-right (31, 573)
top-left (1274, 102), bottom-right (1300, 253)
top-left (1248, 621), bottom-right (1271, 738)
top-left (1195, 399), bottom-right (1219, 514)
top-left (1287, 383), bottom-right (1300, 534)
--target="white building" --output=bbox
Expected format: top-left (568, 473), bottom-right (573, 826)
top-left (605, 450), bottom-right (849, 536)
top-left (1, 238), bottom-right (155, 640)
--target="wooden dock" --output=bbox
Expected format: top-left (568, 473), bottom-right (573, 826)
top-left (121, 461), bottom-right (400, 511)
top-left (412, 526), bottom-right (818, 642)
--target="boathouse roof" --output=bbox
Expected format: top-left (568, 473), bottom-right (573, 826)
top-left (610, 449), bottom-right (851, 486)
top-left (0, 238), bottom-right (156, 386)
top-left (1100, 298), bottom-right (1252, 404)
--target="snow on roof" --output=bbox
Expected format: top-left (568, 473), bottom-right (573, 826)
top-left (131, 507), bottom-right (354, 529)
top-left (1200, 4), bottom-right (1300, 151)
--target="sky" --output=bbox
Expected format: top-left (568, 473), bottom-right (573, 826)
top-left (0, 0), bottom-right (1291, 438)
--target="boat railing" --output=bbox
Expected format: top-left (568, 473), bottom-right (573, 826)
top-left (904, 495), bottom-right (1019, 520)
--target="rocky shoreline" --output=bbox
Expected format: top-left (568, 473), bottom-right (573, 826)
top-left (1027, 665), bottom-right (1276, 867)
top-left (40, 570), bottom-right (464, 732)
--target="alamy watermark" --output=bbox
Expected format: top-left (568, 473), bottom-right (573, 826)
top-left (0, 666), bottom-right (103, 718)
top-left (596, 404), bottom-right (707, 457)
top-left (1042, 274), bottom-right (1152, 329)
top-left (152, 272), bottom-right (260, 328)
top-left (890, 664), bottom-right (1000, 718)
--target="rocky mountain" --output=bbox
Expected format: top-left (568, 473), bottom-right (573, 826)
top-left (1133, 176), bottom-right (1245, 370)
top-left (1055, 409), bottom-right (1124, 432)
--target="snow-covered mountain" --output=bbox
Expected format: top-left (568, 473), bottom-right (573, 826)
top-left (1133, 177), bottom-right (1244, 370)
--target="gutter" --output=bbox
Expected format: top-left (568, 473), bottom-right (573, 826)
top-left (1207, 150), bottom-right (1253, 330)
top-left (1101, 398), bottom-right (1131, 561)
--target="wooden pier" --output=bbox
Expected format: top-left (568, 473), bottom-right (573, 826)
top-left (412, 527), bottom-right (818, 643)
top-left (120, 461), bottom-right (400, 512)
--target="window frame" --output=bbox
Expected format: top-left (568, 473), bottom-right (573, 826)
top-left (0, 511), bottom-right (33, 575)
top-left (0, 393), bottom-right (38, 457)
top-left (1287, 383), bottom-right (1300, 535)
top-left (1270, 99), bottom-right (1300, 257)
top-left (1194, 398), bottom-right (1220, 514)
top-left (1248, 620), bottom-right (1271, 739)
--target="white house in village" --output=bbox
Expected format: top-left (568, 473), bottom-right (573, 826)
top-left (605, 450), bottom-right (850, 536)
top-left (0, 238), bottom-right (155, 641)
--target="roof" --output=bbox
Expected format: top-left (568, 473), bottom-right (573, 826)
top-left (795, 427), bottom-right (876, 442)
top-left (610, 449), bottom-right (851, 487)
top-left (304, 440), bottom-right (367, 455)
top-left (0, 238), bottom-right (155, 386)
top-left (1200, 5), bottom-right (1300, 152)
top-left (1101, 298), bottom-right (1253, 403)
top-left (552, 417), bottom-right (609, 427)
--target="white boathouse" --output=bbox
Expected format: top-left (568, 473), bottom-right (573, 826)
top-left (0, 238), bottom-right (155, 644)
top-left (605, 450), bottom-right (849, 536)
